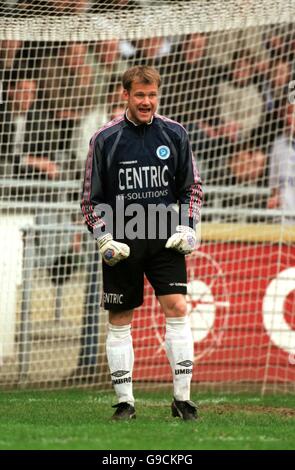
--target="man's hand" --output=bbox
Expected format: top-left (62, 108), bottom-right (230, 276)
top-left (24, 156), bottom-right (60, 179)
top-left (97, 234), bottom-right (130, 266)
top-left (165, 225), bottom-right (197, 255)
top-left (267, 189), bottom-right (281, 209)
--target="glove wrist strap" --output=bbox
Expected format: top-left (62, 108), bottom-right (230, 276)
top-left (97, 233), bottom-right (113, 249)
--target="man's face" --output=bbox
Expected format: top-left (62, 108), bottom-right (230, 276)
top-left (232, 58), bottom-right (253, 85)
top-left (9, 80), bottom-right (36, 113)
top-left (285, 105), bottom-right (295, 135)
top-left (123, 80), bottom-right (159, 125)
top-left (64, 43), bottom-right (87, 68)
top-left (95, 40), bottom-right (119, 64)
top-left (184, 34), bottom-right (207, 62)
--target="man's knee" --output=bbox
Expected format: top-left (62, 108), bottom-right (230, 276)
top-left (109, 309), bottom-right (134, 326)
top-left (160, 295), bottom-right (187, 318)
top-left (168, 299), bottom-right (187, 317)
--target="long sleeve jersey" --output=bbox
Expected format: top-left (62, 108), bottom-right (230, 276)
top-left (81, 112), bottom-right (203, 239)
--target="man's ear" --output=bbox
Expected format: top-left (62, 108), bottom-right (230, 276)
top-left (122, 89), bottom-right (129, 101)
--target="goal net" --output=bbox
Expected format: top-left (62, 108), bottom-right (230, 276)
top-left (0, 0), bottom-right (294, 394)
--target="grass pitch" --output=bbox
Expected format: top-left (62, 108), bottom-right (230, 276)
top-left (0, 389), bottom-right (294, 450)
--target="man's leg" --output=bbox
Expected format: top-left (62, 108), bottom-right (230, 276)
top-left (106, 310), bottom-right (136, 420)
top-left (158, 294), bottom-right (197, 420)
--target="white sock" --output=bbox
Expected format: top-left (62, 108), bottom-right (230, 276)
top-left (106, 323), bottom-right (135, 406)
top-left (165, 316), bottom-right (194, 401)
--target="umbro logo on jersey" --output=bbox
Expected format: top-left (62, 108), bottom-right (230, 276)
top-left (111, 370), bottom-right (129, 378)
top-left (177, 360), bottom-right (193, 367)
top-left (156, 145), bottom-right (170, 160)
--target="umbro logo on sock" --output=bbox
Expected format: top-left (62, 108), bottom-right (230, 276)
top-left (111, 370), bottom-right (129, 378)
top-left (175, 369), bottom-right (192, 375)
top-left (112, 377), bottom-right (132, 385)
top-left (177, 360), bottom-right (193, 367)
top-left (175, 360), bottom-right (193, 375)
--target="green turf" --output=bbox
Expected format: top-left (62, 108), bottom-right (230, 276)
top-left (0, 389), bottom-right (294, 450)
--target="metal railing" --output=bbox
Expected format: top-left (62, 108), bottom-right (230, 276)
top-left (1, 180), bottom-right (294, 219)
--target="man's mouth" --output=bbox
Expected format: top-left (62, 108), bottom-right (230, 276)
top-left (138, 108), bottom-right (151, 114)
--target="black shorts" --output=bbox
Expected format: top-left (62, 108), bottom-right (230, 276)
top-left (102, 238), bottom-right (187, 312)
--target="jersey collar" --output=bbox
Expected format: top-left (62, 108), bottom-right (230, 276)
top-left (125, 109), bottom-right (154, 127)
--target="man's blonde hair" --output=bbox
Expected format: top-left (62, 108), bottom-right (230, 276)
top-left (122, 66), bottom-right (161, 92)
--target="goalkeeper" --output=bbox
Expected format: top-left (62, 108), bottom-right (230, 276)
top-left (81, 65), bottom-right (203, 421)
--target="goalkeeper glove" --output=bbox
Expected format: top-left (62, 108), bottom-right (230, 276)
top-left (97, 234), bottom-right (130, 266)
top-left (165, 225), bottom-right (197, 255)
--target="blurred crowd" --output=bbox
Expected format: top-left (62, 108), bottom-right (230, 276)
top-left (0, 2), bottom-right (295, 215)
top-left (0, 0), bottom-right (147, 16)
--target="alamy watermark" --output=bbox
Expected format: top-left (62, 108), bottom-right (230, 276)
top-left (288, 353), bottom-right (295, 365)
top-left (93, 199), bottom-right (201, 243)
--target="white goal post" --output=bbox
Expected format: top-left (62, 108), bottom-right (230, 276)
top-left (0, 0), bottom-right (294, 394)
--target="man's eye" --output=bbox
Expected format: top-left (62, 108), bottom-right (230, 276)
top-left (135, 94), bottom-right (157, 98)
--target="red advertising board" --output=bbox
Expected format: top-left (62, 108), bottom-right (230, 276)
top-left (133, 242), bottom-right (295, 383)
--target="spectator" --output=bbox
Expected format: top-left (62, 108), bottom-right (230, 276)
top-left (211, 139), bottom-right (267, 210)
top-left (159, 33), bottom-right (230, 184)
top-left (132, 36), bottom-right (172, 67)
top-left (264, 25), bottom-right (295, 62)
top-left (267, 104), bottom-right (295, 222)
top-left (0, 40), bottom-right (23, 77)
top-left (256, 57), bottom-right (291, 150)
top-left (23, 42), bottom-right (96, 180)
top-left (229, 141), bottom-right (267, 186)
top-left (72, 75), bottom-right (126, 178)
top-left (91, 0), bottom-right (139, 12)
top-left (88, 39), bottom-right (128, 107)
top-left (38, 42), bottom-right (94, 118)
top-left (15, 0), bottom-right (91, 16)
top-left (0, 77), bottom-right (37, 179)
top-left (218, 49), bottom-right (264, 142)
top-left (21, 108), bottom-right (63, 180)
top-left (189, 122), bottom-right (235, 186)
top-left (0, 40), bottom-right (23, 97)
top-left (106, 75), bottom-right (124, 111)
top-left (11, 47), bottom-right (89, 289)
top-left (160, 33), bottom-right (222, 129)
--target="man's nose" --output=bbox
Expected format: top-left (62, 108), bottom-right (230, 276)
top-left (142, 95), bottom-right (150, 105)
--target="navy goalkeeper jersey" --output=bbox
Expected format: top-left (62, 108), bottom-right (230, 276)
top-left (81, 112), bottom-right (203, 238)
